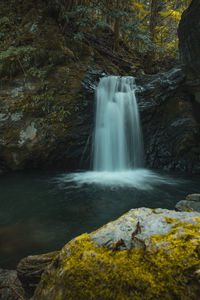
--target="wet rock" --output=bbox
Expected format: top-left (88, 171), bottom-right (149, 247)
top-left (0, 269), bottom-right (26, 300)
top-left (19, 124), bottom-right (37, 147)
top-left (17, 251), bottom-right (58, 298)
top-left (81, 67), bottom-right (106, 95)
top-left (136, 68), bottom-right (200, 173)
top-left (11, 113), bottom-right (23, 122)
top-left (136, 68), bottom-right (186, 109)
top-left (175, 194), bottom-right (200, 212)
top-left (0, 114), bottom-right (9, 122)
top-left (186, 194), bottom-right (200, 202)
top-left (175, 200), bottom-right (200, 212)
top-left (31, 208), bottom-right (200, 300)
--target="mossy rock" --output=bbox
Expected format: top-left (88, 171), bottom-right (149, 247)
top-left (32, 208), bottom-right (200, 300)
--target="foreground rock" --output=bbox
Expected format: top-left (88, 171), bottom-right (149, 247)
top-left (0, 269), bottom-right (26, 300)
top-left (17, 251), bottom-right (58, 298)
top-left (176, 193), bottom-right (200, 212)
top-left (32, 208), bottom-right (200, 300)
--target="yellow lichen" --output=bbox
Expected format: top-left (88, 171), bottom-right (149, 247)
top-left (32, 219), bottom-right (200, 300)
top-left (164, 217), bottom-right (178, 224)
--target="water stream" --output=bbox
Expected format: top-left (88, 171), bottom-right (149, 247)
top-left (93, 76), bottom-right (143, 171)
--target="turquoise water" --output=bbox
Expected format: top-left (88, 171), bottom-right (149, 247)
top-left (0, 170), bottom-right (199, 269)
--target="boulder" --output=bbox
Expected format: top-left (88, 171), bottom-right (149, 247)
top-left (0, 269), bottom-right (26, 300)
top-left (186, 194), bottom-right (200, 202)
top-left (175, 200), bottom-right (200, 212)
top-left (17, 251), bottom-right (58, 298)
top-left (175, 193), bottom-right (200, 212)
top-left (178, 0), bottom-right (200, 122)
top-left (31, 208), bottom-right (200, 300)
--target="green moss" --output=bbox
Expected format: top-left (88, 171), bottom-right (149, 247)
top-left (32, 219), bottom-right (200, 300)
top-left (5, 127), bottom-right (20, 144)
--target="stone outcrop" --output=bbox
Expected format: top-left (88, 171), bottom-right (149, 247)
top-left (31, 208), bottom-right (200, 300)
top-left (17, 251), bottom-right (58, 298)
top-left (175, 193), bottom-right (200, 212)
top-left (178, 0), bottom-right (200, 122)
top-left (136, 68), bottom-right (200, 173)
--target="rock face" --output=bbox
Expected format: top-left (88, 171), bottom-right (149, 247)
top-left (0, 0), bottom-right (135, 174)
top-left (31, 208), bottom-right (200, 300)
top-left (136, 68), bottom-right (200, 173)
top-left (175, 193), bottom-right (200, 212)
top-left (178, 0), bottom-right (200, 122)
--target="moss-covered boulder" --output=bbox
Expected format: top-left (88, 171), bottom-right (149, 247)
top-left (31, 208), bottom-right (200, 300)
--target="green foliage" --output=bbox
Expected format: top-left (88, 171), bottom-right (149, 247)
top-left (59, 0), bottom-right (192, 63)
top-left (28, 65), bottom-right (53, 80)
top-left (0, 46), bottom-right (36, 60)
top-left (0, 46), bottom-right (36, 77)
top-left (93, 21), bottom-right (110, 30)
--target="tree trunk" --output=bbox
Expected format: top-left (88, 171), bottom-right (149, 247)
top-left (113, 0), bottom-right (120, 50)
top-left (145, 0), bottom-right (161, 73)
top-left (149, 0), bottom-right (160, 43)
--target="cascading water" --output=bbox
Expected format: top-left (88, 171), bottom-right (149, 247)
top-left (93, 76), bottom-right (143, 171)
top-left (58, 76), bottom-right (176, 189)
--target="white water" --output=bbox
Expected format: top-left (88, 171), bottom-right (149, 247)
top-left (93, 76), bottom-right (143, 171)
top-left (57, 76), bottom-right (177, 189)
top-left (57, 169), bottom-right (178, 190)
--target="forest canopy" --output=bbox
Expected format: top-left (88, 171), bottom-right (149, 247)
top-left (51, 0), bottom-right (191, 56)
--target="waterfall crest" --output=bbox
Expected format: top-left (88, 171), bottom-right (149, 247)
top-left (93, 76), bottom-right (144, 171)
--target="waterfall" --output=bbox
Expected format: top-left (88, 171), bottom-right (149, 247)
top-left (57, 76), bottom-right (175, 189)
top-left (93, 76), bottom-right (144, 171)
